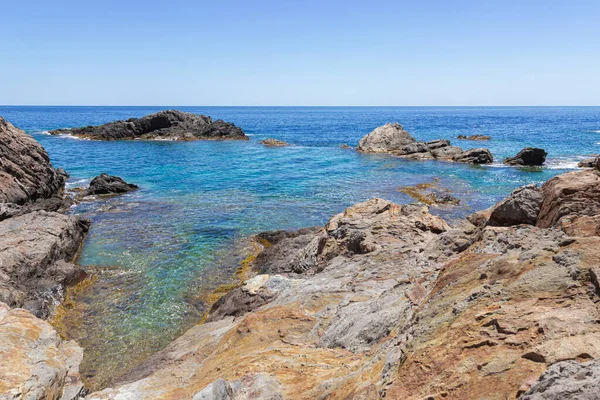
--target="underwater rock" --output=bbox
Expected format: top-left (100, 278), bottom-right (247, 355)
top-left (0, 116), bottom-right (67, 205)
top-left (504, 147), bottom-right (548, 166)
top-left (457, 134), bottom-right (491, 140)
top-left (398, 178), bottom-right (461, 206)
top-left (84, 173), bottom-right (139, 196)
top-left (49, 110), bottom-right (248, 141)
top-left (261, 138), bottom-right (290, 147)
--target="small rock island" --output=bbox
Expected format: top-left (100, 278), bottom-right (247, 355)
top-left (50, 110), bottom-right (248, 141)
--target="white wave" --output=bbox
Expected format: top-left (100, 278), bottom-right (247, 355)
top-left (592, 130), bottom-right (600, 133)
top-left (56, 134), bottom-right (91, 140)
top-left (33, 130), bottom-right (52, 135)
top-left (65, 178), bottom-right (90, 189)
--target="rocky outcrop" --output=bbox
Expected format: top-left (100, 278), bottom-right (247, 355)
top-left (49, 110), bottom-right (248, 141)
top-left (356, 123), bottom-right (493, 164)
top-left (86, 168), bottom-right (600, 399)
top-left (504, 147), bottom-right (548, 166)
top-left (261, 138), bottom-right (290, 147)
top-left (457, 134), bottom-right (491, 140)
top-left (356, 123), bottom-right (415, 153)
top-left (0, 211), bottom-right (89, 318)
top-left (452, 147), bottom-right (494, 164)
top-left (0, 302), bottom-right (85, 400)
top-left (519, 360), bottom-right (600, 399)
top-left (83, 173), bottom-right (138, 196)
top-left (0, 116), bottom-right (66, 206)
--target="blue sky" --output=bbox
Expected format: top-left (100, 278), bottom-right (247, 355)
top-left (1, 0), bottom-right (599, 105)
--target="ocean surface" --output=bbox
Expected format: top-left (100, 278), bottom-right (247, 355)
top-left (2, 106), bottom-right (599, 387)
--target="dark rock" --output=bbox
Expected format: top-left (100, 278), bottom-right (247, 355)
top-left (400, 142), bottom-right (430, 155)
top-left (578, 157), bottom-right (597, 168)
top-left (0, 116), bottom-right (66, 205)
top-left (84, 173), bottom-right (139, 196)
top-left (519, 359), bottom-right (600, 400)
top-left (49, 110), bottom-right (248, 141)
top-left (430, 145), bottom-right (464, 160)
top-left (424, 139), bottom-right (451, 150)
top-left (487, 184), bottom-right (543, 226)
top-left (504, 147), bottom-right (547, 166)
top-left (453, 148), bottom-right (494, 164)
top-left (261, 138), bottom-right (290, 147)
top-left (457, 134), bottom-right (491, 141)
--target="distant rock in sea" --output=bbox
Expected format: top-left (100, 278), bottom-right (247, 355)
top-left (457, 134), bottom-right (491, 141)
top-left (84, 173), bottom-right (139, 196)
top-left (504, 147), bottom-right (547, 166)
top-left (356, 123), bottom-right (493, 164)
top-left (261, 138), bottom-right (290, 147)
top-left (49, 109), bottom-right (248, 141)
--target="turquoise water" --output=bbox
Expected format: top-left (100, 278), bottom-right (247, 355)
top-left (1, 106), bottom-right (599, 386)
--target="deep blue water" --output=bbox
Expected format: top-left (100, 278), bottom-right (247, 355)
top-left (1, 106), bottom-right (599, 385)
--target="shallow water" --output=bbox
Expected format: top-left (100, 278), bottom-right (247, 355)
top-left (1, 106), bottom-right (599, 387)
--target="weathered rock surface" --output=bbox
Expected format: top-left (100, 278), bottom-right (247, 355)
top-left (49, 110), bottom-right (248, 141)
top-left (537, 169), bottom-right (600, 236)
top-left (356, 123), bottom-right (415, 153)
top-left (504, 147), bottom-right (548, 166)
top-left (260, 138), bottom-right (290, 147)
top-left (519, 359), bottom-right (600, 399)
top-left (0, 211), bottom-right (89, 318)
top-left (0, 302), bottom-right (84, 400)
top-left (83, 173), bottom-right (138, 196)
top-left (86, 167), bottom-right (600, 399)
top-left (357, 123), bottom-right (493, 164)
top-left (457, 134), bottom-right (491, 140)
top-left (0, 117), bottom-right (66, 205)
top-left (487, 184), bottom-right (543, 226)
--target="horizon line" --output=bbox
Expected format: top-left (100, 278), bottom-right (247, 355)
top-left (1, 104), bottom-right (600, 108)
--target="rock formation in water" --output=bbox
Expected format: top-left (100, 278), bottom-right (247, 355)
top-left (457, 134), bottom-right (491, 140)
top-left (504, 147), bottom-right (548, 166)
top-left (356, 123), bottom-right (493, 164)
top-left (83, 173), bottom-right (139, 196)
top-left (49, 110), bottom-right (248, 141)
top-left (85, 166), bottom-right (600, 399)
top-left (261, 138), bottom-right (290, 147)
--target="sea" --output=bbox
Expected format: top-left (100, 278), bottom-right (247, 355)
top-left (1, 105), bottom-right (599, 387)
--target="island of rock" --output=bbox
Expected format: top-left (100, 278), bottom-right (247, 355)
top-left (356, 123), bottom-right (493, 164)
top-left (49, 110), bottom-right (248, 141)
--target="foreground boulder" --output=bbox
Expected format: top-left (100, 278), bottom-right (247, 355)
top-left (0, 116), bottom-right (66, 205)
top-left (504, 147), bottom-right (547, 166)
top-left (0, 211), bottom-right (89, 318)
top-left (357, 123), bottom-right (493, 164)
top-left (49, 110), bottom-right (248, 141)
top-left (0, 302), bottom-right (84, 400)
top-left (261, 138), bottom-right (290, 147)
top-left (83, 173), bottom-right (139, 196)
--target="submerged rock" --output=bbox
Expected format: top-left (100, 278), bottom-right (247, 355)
top-left (84, 173), bottom-right (139, 196)
top-left (356, 123), bottom-right (416, 153)
top-left (504, 147), bottom-right (548, 166)
top-left (0, 116), bottom-right (66, 205)
top-left (398, 178), bottom-right (461, 206)
top-left (0, 302), bottom-right (85, 400)
top-left (356, 123), bottom-right (493, 164)
top-left (457, 134), bottom-right (491, 140)
top-left (261, 138), bottom-right (290, 147)
top-left (49, 110), bottom-right (248, 141)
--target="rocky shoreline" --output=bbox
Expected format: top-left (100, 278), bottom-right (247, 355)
top-left (2, 114), bottom-right (600, 399)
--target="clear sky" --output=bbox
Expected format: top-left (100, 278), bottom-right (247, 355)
top-left (1, 0), bottom-right (599, 106)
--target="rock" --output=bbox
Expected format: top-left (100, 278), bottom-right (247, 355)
top-left (261, 138), bottom-right (290, 147)
top-left (596, 155), bottom-right (600, 171)
top-left (536, 169), bottom-right (600, 236)
top-left (356, 123), bottom-right (416, 153)
top-left (424, 139), bottom-right (451, 150)
top-left (398, 178), bottom-right (460, 206)
top-left (0, 211), bottom-right (89, 318)
top-left (0, 116), bottom-right (66, 205)
top-left (49, 110), bottom-right (248, 141)
top-left (0, 302), bottom-right (84, 400)
top-left (504, 147), bottom-right (548, 166)
top-left (453, 147), bottom-right (494, 164)
top-left (457, 134), bottom-right (491, 141)
top-left (577, 157), bottom-right (597, 168)
top-left (84, 173), bottom-right (139, 196)
top-left (487, 184), bottom-right (543, 226)
top-left (339, 144), bottom-right (351, 149)
top-left (519, 360), bottom-right (600, 399)
top-left (192, 374), bottom-right (283, 400)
